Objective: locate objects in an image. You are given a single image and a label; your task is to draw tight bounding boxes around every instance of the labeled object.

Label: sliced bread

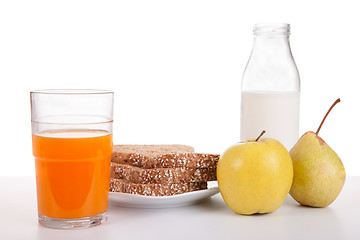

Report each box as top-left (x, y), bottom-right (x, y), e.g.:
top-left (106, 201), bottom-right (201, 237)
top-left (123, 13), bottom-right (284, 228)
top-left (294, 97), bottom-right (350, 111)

top-left (110, 162), bottom-right (217, 184)
top-left (109, 178), bottom-right (207, 196)
top-left (113, 144), bottom-right (195, 154)
top-left (112, 145), bottom-right (219, 169)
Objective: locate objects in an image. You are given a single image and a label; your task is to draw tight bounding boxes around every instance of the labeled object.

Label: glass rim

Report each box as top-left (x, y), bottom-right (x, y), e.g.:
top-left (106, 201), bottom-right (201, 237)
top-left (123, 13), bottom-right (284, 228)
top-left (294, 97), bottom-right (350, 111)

top-left (31, 120), bottom-right (114, 124)
top-left (30, 89), bottom-right (114, 95)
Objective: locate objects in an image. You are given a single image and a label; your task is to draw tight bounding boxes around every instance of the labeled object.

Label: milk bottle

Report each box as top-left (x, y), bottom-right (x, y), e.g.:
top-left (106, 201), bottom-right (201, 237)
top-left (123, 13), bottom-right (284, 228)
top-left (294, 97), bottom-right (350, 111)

top-left (241, 24), bottom-right (300, 150)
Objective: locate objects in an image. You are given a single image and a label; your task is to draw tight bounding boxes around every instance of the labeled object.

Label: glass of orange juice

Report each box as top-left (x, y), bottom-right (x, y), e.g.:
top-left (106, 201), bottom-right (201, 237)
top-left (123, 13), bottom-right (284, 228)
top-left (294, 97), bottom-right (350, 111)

top-left (30, 89), bottom-right (113, 229)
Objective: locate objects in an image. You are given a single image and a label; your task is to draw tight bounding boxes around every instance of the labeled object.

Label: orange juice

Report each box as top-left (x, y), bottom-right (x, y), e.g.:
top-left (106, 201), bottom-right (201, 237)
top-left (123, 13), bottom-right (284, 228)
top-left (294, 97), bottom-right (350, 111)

top-left (32, 129), bottom-right (112, 219)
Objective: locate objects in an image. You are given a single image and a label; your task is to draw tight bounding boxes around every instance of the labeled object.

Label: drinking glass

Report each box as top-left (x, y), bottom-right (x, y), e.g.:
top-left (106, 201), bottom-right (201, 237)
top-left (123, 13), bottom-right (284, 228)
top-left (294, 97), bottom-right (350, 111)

top-left (30, 89), bottom-right (113, 229)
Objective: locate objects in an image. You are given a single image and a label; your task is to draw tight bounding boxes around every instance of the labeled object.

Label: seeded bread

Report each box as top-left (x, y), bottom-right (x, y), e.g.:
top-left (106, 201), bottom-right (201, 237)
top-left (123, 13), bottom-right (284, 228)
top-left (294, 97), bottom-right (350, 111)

top-left (114, 144), bottom-right (195, 155)
top-left (109, 178), bottom-right (207, 196)
top-left (112, 145), bottom-right (219, 169)
top-left (110, 162), bottom-right (217, 184)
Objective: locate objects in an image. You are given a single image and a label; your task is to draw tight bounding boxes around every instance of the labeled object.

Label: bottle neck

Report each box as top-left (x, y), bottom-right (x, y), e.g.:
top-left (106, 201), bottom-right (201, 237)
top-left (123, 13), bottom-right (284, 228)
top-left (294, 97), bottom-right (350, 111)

top-left (242, 24), bottom-right (300, 92)
top-left (251, 35), bottom-right (292, 59)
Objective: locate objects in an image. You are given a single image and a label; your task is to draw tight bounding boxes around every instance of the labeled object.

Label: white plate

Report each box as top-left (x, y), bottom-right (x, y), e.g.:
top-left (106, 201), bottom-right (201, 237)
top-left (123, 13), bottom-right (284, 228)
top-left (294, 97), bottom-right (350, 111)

top-left (109, 182), bottom-right (219, 208)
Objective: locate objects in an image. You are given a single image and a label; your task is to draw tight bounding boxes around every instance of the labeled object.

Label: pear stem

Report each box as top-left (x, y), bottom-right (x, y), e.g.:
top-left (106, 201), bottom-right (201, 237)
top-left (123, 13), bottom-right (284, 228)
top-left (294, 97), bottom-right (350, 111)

top-left (255, 130), bottom-right (266, 142)
top-left (316, 98), bottom-right (341, 135)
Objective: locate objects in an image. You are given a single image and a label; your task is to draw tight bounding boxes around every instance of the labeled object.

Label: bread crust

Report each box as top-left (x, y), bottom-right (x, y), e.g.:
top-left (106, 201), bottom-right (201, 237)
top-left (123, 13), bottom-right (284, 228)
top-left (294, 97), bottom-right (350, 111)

top-left (111, 163), bottom-right (217, 184)
top-left (109, 178), bottom-right (207, 196)
top-left (113, 144), bottom-right (195, 155)
top-left (112, 151), bottom-right (219, 169)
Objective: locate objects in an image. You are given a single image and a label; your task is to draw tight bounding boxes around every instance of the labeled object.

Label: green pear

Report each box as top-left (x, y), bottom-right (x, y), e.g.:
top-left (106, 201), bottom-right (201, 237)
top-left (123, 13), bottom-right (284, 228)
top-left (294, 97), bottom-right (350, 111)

top-left (289, 99), bottom-right (346, 207)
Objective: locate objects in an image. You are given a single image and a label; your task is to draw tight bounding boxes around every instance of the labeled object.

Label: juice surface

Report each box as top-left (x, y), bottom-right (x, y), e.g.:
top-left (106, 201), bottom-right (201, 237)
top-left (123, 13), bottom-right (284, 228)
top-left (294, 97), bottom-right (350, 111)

top-left (32, 130), bottom-right (112, 219)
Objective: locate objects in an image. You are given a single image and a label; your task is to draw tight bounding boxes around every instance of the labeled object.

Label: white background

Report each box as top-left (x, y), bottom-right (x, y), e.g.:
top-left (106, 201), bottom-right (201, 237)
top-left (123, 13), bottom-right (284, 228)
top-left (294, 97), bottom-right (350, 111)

top-left (0, 0), bottom-right (358, 176)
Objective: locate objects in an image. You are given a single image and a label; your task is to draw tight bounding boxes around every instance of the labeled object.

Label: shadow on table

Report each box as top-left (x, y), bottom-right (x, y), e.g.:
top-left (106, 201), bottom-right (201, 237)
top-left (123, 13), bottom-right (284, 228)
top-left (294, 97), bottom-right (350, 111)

top-left (194, 193), bottom-right (233, 213)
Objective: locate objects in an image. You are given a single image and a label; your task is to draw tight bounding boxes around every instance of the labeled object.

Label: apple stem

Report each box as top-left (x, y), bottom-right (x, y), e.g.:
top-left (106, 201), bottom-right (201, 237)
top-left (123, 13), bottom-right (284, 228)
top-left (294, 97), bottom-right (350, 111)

top-left (255, 130), bottom-right (266, 142)
top-left (316, 98), bottom-right (341, 135)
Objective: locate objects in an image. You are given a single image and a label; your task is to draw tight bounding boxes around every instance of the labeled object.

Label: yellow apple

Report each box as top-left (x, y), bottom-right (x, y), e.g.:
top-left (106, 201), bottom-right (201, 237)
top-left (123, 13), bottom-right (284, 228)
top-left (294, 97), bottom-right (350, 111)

top-left (217, 137), bottom-right (293, 215)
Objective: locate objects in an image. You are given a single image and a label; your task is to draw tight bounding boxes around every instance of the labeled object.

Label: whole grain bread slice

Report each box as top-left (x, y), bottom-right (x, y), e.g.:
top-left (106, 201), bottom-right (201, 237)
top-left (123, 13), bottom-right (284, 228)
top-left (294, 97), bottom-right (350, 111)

top-left (110, 162), bottom-right (217, 184)
top-left (109, 178), bottom-right (207, 196)
top-left (112, 145), bottom-right (219, 169)
top-left (114, 144), bottom-right (195, 154)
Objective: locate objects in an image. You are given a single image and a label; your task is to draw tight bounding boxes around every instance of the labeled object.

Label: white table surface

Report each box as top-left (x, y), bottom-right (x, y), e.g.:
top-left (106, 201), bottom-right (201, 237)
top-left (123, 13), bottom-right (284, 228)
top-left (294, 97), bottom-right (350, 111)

top-left (0, 176), bottom-right (359, 240)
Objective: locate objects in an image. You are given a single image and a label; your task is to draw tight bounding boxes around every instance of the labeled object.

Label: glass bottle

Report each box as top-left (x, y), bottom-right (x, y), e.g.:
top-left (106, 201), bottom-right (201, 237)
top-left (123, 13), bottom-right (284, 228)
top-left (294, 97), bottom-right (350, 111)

top-left (241, 23), bottom-right (300, 150)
